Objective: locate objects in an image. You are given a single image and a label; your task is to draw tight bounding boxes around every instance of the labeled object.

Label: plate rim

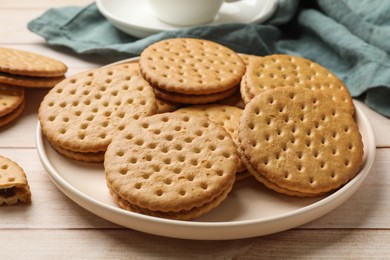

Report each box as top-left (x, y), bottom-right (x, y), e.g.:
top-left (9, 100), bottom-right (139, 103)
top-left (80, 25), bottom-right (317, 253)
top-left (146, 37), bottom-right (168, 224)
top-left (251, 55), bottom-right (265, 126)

top-left (96, 0), bottom-right (278, 37)
top-left (35, 61), bottom-right (376, 239)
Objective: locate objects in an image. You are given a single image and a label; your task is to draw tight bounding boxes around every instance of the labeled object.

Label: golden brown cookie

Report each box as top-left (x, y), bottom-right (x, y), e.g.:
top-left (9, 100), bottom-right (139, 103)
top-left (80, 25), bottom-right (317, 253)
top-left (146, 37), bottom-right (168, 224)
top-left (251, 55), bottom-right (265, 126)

top-left (0, 47), bottom-right (67, 77)
top-left (38, 63), bottom-right (156, 159)
top-left (139, 38), bottom-right (245, 95)
top-left (244, 54), bottom-right (354, 115)
top-left (0, 155), bottom-right (31, 205)
top-left (105, 113), bottom-right (238, 220)
top-left (238, 87), bottom-right (363, 196)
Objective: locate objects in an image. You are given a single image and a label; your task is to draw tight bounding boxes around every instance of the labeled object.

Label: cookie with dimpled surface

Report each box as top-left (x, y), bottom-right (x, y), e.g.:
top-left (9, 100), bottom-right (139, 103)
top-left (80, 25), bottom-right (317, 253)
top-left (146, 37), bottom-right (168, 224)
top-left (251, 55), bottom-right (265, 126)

top-left (139, 38), bottom-right (245, 95)
top-left (105, 112), bottom-right (238, 220)
top-left (38, 63), bottom-right (156, 159)
top-left (238, 86), bottom-right (363, 196)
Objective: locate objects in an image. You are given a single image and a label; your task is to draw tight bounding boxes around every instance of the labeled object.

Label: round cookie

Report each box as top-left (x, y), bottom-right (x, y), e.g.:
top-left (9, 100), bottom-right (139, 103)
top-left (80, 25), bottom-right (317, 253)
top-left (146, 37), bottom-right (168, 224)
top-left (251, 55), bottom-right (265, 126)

top-left (139, 38), bottom-right (246, 95)
top-left (238, 87), bottom-right (363, 196)
top-left (39, 64), bottom-right (157, 153)
top-left (0, 47), bottom-right (67, 77)
top-left (244, 54), bottom-right (354, 115)
top-left (105, 113), bottom-right (238, 220)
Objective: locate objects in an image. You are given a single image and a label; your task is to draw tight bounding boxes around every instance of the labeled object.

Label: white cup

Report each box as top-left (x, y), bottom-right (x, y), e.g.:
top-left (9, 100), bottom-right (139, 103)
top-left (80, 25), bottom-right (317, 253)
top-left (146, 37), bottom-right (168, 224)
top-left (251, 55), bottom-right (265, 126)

top-left (147, 0), bottom-right (233, 26)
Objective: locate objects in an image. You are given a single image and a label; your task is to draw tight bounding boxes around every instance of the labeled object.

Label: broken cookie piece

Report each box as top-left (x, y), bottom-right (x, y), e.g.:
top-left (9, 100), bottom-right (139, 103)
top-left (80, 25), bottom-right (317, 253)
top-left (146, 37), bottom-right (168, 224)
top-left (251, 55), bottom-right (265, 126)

top-left (0, 155), bottom-right (31, 205)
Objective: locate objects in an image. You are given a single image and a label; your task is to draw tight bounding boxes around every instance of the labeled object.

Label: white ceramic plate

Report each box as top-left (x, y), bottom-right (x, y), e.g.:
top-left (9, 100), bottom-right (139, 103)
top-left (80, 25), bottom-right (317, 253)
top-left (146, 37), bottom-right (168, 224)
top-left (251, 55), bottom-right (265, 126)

top-left (36, 66), bottom-right (375, 240)
top-left (96, 0), bottom-right (278, 38)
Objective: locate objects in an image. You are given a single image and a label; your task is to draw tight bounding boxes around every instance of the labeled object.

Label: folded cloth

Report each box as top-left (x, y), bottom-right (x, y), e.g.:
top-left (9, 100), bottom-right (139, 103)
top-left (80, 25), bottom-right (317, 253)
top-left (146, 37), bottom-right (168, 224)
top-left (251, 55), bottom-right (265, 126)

top-left (28, 0), bottom-right (390, 117)
top-left (27, 2), bottom-right (294, 57)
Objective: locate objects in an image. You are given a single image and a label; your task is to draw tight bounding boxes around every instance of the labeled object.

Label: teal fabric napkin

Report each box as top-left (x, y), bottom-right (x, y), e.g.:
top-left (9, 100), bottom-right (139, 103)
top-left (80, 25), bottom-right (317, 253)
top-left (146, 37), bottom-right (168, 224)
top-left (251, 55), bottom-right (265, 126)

top-left (28, 0), bottom-right (390, 117)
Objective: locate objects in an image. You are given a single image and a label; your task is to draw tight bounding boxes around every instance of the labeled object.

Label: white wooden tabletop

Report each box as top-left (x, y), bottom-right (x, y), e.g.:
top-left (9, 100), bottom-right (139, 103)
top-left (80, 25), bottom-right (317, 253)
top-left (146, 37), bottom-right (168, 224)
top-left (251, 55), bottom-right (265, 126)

top-left (1, 1), bottom-right (390, 258)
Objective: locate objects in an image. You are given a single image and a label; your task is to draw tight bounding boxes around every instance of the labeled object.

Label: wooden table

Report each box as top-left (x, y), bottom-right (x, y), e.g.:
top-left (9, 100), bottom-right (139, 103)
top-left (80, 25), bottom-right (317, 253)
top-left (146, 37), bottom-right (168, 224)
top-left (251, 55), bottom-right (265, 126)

top-left (1, 1), bottom-right (390, 258)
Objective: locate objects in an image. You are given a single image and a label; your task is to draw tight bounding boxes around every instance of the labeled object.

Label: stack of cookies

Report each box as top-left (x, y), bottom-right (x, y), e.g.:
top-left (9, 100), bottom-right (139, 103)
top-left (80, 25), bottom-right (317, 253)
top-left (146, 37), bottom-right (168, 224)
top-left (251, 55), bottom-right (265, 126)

top-left (38, 37), bottom-right (365, 220)
top-left (139, 38), bottom-right (246, 104)
top-left (0, 47), bottom-right (67, 89)
top-left (0, 47), bottom-right (68, 128)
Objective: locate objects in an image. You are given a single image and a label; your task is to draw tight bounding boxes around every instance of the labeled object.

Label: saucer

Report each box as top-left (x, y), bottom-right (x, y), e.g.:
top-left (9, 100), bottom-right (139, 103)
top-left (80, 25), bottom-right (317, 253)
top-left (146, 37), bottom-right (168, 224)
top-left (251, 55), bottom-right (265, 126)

top-left (96, 0), bottom-right (278, 38)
